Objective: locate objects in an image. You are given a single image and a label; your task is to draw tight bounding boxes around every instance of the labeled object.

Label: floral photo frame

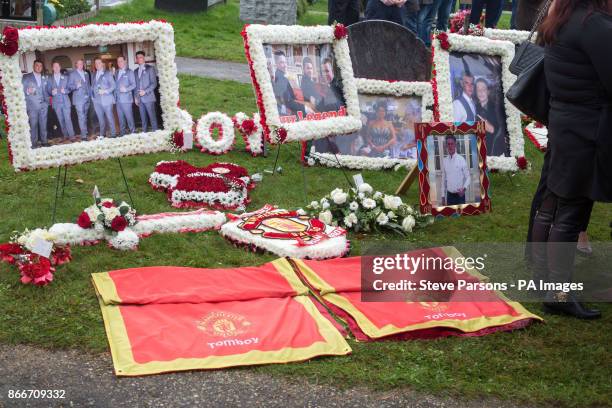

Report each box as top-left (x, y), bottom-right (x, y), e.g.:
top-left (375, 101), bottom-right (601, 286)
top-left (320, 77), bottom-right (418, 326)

top-left (306, 78), bottom-right (434, 170)
top-left (432, 33), bottom-right (524, 172)
top-left (241, 24), bottom-right (362, 144)
top-left (416, 121), bottom-right (491, 217)
top-left (0, 21), bottom-right (190, 171)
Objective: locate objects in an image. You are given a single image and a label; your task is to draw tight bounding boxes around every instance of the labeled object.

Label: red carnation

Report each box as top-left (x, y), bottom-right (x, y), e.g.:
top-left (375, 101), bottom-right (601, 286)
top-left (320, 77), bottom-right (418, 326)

top-left (101, 201), bottom-right (114, 208)
top-left (334, 23), bottom-right (348, 40)
top-left (276, 127), bottom-right (288, 143)
top-left (241, 119), bottom-right (256, 134)
top-left (516, 156), bottom-right (528, 170)
top-left (438, 32), bottom-right (450, 50)
top-left (0, 242), bottom-right (23, 264)
top-left (172, 130), bottom-right (184, 148)
top-left (110, 216), bottom-right (128, 232)
top-left (77, 211), bottom-right (92, 228)
top-left (1, 40), bottom-right (17, 56)
top-left (3, 26), bottom-right (18, 42)
top-left (51, 245), bottom-right (71, 266)
top-left (18, 256), bottom-right (54, 286)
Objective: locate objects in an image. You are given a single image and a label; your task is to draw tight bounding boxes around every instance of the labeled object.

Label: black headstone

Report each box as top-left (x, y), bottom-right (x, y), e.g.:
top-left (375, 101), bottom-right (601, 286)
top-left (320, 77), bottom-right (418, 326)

top-left (347, 20), bottom-right (431, 82)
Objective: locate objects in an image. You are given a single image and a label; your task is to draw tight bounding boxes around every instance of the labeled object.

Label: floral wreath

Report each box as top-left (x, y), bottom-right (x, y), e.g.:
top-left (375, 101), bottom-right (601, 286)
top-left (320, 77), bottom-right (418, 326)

top-left (233, 112), bottom-right (264, 156)
top-left (195, 112), bottom-right (235, 155)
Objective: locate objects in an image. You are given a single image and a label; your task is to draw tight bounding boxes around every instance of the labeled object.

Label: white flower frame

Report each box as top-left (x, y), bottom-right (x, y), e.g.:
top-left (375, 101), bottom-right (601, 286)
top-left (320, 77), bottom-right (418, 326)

top-left (483, 28), bottom-right (532, 45)
top-left (1, 21), bottom-right (187, 171)
top-left (308, 78), bottom-right (434, 170)
top-left (242, 24), bottom-right (362, 144)
top-left (433, 34), bottom-right (524, 172)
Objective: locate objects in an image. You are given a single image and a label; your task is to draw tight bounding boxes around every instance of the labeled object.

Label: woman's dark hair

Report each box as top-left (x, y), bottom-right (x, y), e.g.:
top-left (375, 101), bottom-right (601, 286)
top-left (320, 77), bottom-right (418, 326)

top-left (374, 101), bottom-right (387, 112)
top-left (539, 0), bottom-right (611, 44)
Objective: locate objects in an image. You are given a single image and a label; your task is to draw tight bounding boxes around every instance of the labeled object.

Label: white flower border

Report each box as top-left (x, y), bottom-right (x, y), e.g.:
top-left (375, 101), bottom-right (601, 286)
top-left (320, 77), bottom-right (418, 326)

top-left (170, 172), bottom-right (249, 211)
top-left (234, 112), bottom-right (264, 156)
top-left (483, 28), bottom-right (532, 45)
top-left (243, 24), bottom-right (362, 144)
top-left (195, 112), bottom-right (235, 155)
top-left (308, 78), bottom-right (434, 170)
top-left (0, 21), bottom-right (185, 171)
top-left (524, 122), bottom-right (548, 151)
top-left (433, 34), bottom-right (524, 172)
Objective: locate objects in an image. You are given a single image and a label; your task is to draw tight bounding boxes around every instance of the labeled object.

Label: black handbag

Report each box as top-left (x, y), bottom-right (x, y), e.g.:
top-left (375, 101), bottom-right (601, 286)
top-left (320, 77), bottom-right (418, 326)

top-left (506, 0), bottom-right (552, 125)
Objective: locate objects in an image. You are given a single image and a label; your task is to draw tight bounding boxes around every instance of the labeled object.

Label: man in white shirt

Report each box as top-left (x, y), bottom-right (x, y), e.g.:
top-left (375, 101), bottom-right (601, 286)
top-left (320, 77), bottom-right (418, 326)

top-left (442, 135), bottom-right (471, 205)
top-left (452, 72), bottom-right (476, 122)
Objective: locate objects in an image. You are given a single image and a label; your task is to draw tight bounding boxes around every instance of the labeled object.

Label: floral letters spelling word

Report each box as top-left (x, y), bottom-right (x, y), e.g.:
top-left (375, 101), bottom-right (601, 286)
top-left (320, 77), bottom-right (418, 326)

top-left (195, 112), bottom-right (236, 155)
top-left (149, 160), bottom-right (255, 210)
top-left (0, 21), bottom-right (189, 171)
top-left (0, 229), bottom-right (71, 286)
top-left (220, 204), bottom-right (350, 259)
top-left (303, 184), bottom-right (433, 236)
top-left (233, 112), bottom-right (264, 156)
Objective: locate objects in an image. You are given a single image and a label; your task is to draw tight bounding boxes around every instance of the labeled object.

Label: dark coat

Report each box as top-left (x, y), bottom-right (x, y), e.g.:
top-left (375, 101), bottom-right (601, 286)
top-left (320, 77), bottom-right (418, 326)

top-left (544, 7), bottom-right (612, 202)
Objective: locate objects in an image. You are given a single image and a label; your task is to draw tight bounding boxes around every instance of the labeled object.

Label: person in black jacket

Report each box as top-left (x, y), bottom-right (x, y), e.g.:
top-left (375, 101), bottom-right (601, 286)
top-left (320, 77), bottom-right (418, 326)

top-left (328, 0), bottom-right (360, 26)
top-left (530, 0), bottom-right (611, 319)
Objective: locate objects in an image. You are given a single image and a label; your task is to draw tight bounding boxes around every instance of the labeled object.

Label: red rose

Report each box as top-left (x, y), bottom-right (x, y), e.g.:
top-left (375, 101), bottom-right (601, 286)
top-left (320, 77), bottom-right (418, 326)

top-left (18, 256), bottom-right (54, 286)
top-left (516, 156), bottom-right (528, 170)
top-left (110, 216), bottom-right (128, 232)
top-left (334, 23), bottom-right (348, 40)
top-left (3, 27), bottom-right (18, 42)
top-left (101, 201), bottom-right (114, 208)
top-left (241, 119), bottom-right (256, 134)
top-left (51, 245), bottom-right (71, 266)
top-left (0, 242), bottom-right (23, 264)
top-left (277, 127), bottom-right (288, 143)
top-left (77, 211), bottom-right (92, 228)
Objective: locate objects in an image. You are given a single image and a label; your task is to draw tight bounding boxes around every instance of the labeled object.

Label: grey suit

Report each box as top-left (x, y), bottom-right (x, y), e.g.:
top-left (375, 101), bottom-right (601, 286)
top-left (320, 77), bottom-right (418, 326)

top-left (114, 68), bottom-right (136, 135)
top-left (91, 70), bottom-right (117, 138)
top-left (134, 64), bottom-right (158, 132)
top-left (68, 69), bottom-right (91, 140)
top-left (22, 72), bottom-right (49, 147)
top-left (47, 73), bottom-right (75, 139)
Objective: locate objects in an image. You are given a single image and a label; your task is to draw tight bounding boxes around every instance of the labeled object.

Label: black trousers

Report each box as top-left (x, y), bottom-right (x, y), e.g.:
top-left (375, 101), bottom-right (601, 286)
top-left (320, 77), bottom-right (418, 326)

top-left (469, 0), bottom-right (503, 27)
top-left (328, 0), bottom-right (360, 26)
top-left (447, 192), bottom-right (465, 205)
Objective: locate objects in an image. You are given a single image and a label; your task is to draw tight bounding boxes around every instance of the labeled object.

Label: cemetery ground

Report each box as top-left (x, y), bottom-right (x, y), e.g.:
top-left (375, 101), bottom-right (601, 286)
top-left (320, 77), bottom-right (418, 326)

top-left (0, 75), bottom-right (611, 408)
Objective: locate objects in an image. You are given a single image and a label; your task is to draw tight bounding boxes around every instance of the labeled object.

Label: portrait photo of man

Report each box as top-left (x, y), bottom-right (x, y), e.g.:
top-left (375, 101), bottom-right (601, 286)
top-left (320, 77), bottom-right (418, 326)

top-left (115, 55), bottom-right (137, 136)
top-left (271, 50), bottom-right (306, 117)
top-left (452, 72), bottom-right (477, 122)
top-left (68, 59), bottom-right (92, 141)
top-left (316, 57), bottom-right (344, 114)
top-left (47, 61), bottom-right (76, 142)
top-left (91, 57), bottom-right (117, 139)
top-left (22, 60), bottom-right (49, 148)
top-left (134, 50), bottom-right (159, 132)
top-left (442, 135), bottom-right (471, 206)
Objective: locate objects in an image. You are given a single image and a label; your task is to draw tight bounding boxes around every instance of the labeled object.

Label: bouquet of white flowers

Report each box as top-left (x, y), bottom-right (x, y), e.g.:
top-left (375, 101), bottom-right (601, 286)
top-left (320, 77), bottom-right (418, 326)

top-left (303, 184), bottom-right (433, 236)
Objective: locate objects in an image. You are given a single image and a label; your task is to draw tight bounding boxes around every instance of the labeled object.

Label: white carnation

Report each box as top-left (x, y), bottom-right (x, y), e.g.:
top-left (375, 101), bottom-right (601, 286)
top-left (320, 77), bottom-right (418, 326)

top-left (373, 191), bottom-right (383, 200)
top-left (349, 201), bottom-right (359, 211)
top-left (376, 212), bottom-right (389, 225)
top-left (310, 200), bottom-right (320, 209)
top-left (362, 198), bottom-right (376, 209)
top-left (318, 210), bottom-right (333, 225)
top-left (402, 215), bottom-right (416, 232)
top-left (343, 213), bottom-right (358, 228)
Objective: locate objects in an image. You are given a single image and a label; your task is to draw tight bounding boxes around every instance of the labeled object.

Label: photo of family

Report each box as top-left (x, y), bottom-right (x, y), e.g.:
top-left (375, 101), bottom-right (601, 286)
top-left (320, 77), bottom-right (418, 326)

top-left (449, 51), bottom-right (510, 158)
top-left (426, 134), bottom-right (482, 207)
top-left (19, 41), bottom-right (163, 148)
top-left (312, 94), bottom-right (423, 160)
top-left (263, 43), bottom-right (346, 124)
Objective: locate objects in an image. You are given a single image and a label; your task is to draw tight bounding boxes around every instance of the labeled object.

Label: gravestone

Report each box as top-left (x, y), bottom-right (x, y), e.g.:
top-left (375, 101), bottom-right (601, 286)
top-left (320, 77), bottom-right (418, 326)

top-left (240, 0), bottom-right (297, 25)
top-left (347, 20), bottom-right (431, 82)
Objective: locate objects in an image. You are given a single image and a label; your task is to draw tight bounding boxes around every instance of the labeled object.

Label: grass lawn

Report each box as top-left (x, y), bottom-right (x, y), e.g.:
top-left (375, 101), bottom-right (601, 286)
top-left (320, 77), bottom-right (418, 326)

top-left (0, 75), bottom-right (610, 407)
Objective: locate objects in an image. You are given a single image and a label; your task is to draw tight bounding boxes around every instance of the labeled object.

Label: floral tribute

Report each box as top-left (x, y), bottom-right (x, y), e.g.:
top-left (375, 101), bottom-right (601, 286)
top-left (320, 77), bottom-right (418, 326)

top-left (149, 160), bottom-right (255, 210)
top-left (0, 228), bottom-right (71, 286)
top-left (448, 11), bottom-right (484, 35)
top-left (220, 204), bottom-right (350, 259)
top-left (523, 121), bottom-right (548, 152)
top-left (303, 184), bottom-right (432, 236)
top-left (76, 197), bottom-right (139, 250)
top-left (0, 26), bottom-right (19, 56)
top-left (195, 112), bottom-right (235, 155)
top-left (233, 112), bottom-right (264, 156)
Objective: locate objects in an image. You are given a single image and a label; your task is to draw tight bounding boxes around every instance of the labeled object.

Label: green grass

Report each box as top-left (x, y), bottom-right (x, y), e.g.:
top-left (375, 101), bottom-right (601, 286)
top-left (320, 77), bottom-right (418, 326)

top-left (86, 0), bottom-right (328, 63)
top-left (1, 83), bottom-right (611, 406)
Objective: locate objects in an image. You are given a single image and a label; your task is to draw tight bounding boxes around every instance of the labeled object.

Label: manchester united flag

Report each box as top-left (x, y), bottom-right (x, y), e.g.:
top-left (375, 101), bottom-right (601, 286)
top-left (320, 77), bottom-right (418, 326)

top-left (290, 247), bottom-right (542, 341)
top-left (92, 259), bottom-right (351, 376)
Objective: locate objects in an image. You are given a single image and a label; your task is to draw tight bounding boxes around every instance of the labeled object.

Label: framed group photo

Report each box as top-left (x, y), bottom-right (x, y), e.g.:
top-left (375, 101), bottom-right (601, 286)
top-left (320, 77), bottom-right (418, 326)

top-left (306, 79), bottom-right (434, 170)
top-left (1, 21), bottom-right (189, 171)
top-left (416, 121), bottom-right (491, 217)
top-left (432, 34), bottom-right (523, 172)
top-left (242, 24), bottom-right (362, 144)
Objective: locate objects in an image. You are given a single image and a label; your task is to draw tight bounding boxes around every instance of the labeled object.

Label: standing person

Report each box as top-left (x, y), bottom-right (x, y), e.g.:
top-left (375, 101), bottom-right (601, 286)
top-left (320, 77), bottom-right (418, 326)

top-left (365, 0), bottom-right (406, 26)
top-left (442, 135), bottom-right (470, 205)
top-left (47, 62), bottom-right (75, 142)
top-left (114, 55), bottom-right (136, 136)
top-left (91, 57), bottom-right (117, 139)
top-left (328, 0), bottom-right (360, 26)
top-left (417, 0), bottom-right (442, 46)
top-left (452, 72), bottom-right (477, 122)
top-left (436, 0), bottom-right (454, 31)
top-left (68, 59), bottom-right (91, 141)
top-left (515, 0), bottom-right (546, 29)
top-left (469, 0), bottom-right (504, 27)
top-left (134, 50), bottom-right (159, 132)
top-left (529, 0), bottom-right (611, 319)
top-left (22, 60), bottom-right (49, 148)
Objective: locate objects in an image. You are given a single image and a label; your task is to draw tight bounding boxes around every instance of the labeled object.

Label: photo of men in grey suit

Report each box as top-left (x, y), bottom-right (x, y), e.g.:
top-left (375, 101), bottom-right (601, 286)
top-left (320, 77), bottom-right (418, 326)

top-left (22, 60), bottom-right (49, 148)
top-left (47, 61), bottom-right (76, 142)
top-left (114, 55), bottom-right (136, 136)
top-left (91, 57), bottom-right (117, 139)
top-left (68, 59), bottom-right (91, 141)
top-left (134, 50), bottom-right (159, 132)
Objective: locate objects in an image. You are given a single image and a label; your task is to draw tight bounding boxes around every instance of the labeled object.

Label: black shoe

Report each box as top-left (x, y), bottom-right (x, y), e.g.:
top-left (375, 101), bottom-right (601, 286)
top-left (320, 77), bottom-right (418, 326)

top-left (543, 292), bottom-right (601, 319)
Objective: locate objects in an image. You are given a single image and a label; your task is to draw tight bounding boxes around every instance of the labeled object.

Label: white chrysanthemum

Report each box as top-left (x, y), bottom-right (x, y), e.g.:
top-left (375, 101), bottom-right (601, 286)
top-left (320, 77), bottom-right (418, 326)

top-left (373, 191), bottom-right (383, 200)
top-left (349, 201), bottom-right (359, 211)
top-left (310, 200), bottom-right (320, 209)
top-left (318, 210), bottom-right (333, 225)
top-left (402, 215), bottom-right (416, 232)
top-left (376, 212), bottom-right (389, 225)
top-left (383, 195), bottom-right (403, 211)
top-left (344, 213), bottom-right (358, 228)
top-left (362, 198), bottom-right (376, 209)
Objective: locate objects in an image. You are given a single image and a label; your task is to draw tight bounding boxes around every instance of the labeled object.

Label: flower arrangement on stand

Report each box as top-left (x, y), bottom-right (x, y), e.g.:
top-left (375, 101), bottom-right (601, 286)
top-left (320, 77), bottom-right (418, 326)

top-left (77, 198), bottom-right (139, 251)
top-left (0, 228), bottom-right (71, 286)
top-left (303, 184), bottom-right (433, 235)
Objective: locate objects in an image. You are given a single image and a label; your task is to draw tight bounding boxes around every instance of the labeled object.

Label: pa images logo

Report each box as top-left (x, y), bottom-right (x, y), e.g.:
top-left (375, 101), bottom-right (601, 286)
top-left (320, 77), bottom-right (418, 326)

top-left (197, 311), bottom-right (252, 338)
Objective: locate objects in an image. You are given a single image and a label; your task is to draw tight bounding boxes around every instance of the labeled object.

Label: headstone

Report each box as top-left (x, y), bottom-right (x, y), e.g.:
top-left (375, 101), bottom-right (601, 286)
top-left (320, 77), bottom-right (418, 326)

top-left (240, 0), bottom-right (297, 25)
top-left (347, 20), bottom-right (431, 82)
